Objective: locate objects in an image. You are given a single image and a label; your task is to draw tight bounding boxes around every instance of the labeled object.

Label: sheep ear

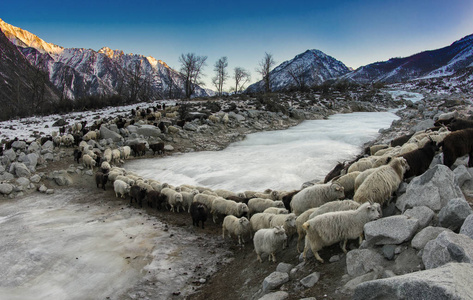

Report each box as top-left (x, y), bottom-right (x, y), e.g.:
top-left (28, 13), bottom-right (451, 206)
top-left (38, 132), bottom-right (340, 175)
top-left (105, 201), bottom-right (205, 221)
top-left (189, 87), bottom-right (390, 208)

top-left (386, 156), bottom-right (392, 163)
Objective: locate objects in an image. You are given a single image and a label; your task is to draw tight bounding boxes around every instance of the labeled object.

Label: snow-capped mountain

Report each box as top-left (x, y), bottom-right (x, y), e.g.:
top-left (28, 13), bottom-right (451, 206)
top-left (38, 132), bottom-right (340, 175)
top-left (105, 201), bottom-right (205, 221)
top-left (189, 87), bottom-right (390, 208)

top-left (246, 49), bottom-right (351, 92)
top-left (0, 18), bottom-right (211, 101)
top-left (344, 34), bottom-right (473, 84)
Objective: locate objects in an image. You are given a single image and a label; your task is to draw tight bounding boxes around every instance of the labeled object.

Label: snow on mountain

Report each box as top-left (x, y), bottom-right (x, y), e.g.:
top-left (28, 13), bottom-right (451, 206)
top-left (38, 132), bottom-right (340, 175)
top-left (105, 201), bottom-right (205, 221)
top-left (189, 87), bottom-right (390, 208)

top-left (246, 49), bottom-right (351, 92)
top-left (0, 19), bottom-right (211, 101)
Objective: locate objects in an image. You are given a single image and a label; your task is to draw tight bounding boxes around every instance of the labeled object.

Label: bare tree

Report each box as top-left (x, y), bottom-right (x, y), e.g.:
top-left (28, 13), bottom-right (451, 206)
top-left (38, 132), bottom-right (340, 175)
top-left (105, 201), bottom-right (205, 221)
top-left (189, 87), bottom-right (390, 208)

top-left (179, 53), bottom-right (207, 99)
top-left (212, 56), bottom-right (229, 96)
top-left (161, 65), bottom-right (180, 99)
top-left (287, 63), bottom-right (307, 91)
top-left (126, 61), bottom-right (143, 103)
top-left (232, 67), bottom-right (251, 94)
top-left (256, 52), bottom-right (275, 93)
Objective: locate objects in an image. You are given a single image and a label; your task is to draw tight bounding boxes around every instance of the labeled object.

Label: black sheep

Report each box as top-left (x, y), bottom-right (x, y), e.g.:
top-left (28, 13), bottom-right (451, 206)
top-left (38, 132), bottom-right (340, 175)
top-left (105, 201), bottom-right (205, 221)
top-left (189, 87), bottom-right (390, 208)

top-left (401, 139), bottom-right (438, 178)
top-left (282, 190), bottom-right (300, 212)
top-left (439, 128), bottom-right (473, 168)
top-left (73, 149), bottom-right (82, 163)
top-left (149, 142), bottom-right (164, 155)
top-left (190, 202), bottom-right (208, 229)
top-left (176, 120), bottom-right (186, 128)
top-left (95, 171), bottom-right (108, 190)
top-left (226, 195), bottom-right (250, 205)
top-left (147, 190), bottom-right (162, 209)
top-left (130, 185), bottom-right (147, 207)
top-left (324, 162), bottom-right (346, 183)
top-left (447, 118), bottom-right (473, 132)
top-left (390, 133), bottom-right (415, 147)
top-left (130, 143), bottom-right (147, 157)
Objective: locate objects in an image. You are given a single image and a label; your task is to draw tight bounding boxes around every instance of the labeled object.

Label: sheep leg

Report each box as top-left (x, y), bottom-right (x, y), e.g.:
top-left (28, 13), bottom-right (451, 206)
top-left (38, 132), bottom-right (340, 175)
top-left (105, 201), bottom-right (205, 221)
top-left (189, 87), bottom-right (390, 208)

top-left (238, 235), bottom-right (242, 245)
top-left (359, 234), bottom-right (363, 246)
top-left (222, 227), bottom-right (226, 239)
top-left (341, 239), bottom-right (348, 253)
top-left (256, 252), bottom-right (262, 263)
top-left (271, 253), bottom-right (276, 263)
top-left (469, 152), bottom-right (473, 168)
top-left (314, 251), bottom-right (324, 264)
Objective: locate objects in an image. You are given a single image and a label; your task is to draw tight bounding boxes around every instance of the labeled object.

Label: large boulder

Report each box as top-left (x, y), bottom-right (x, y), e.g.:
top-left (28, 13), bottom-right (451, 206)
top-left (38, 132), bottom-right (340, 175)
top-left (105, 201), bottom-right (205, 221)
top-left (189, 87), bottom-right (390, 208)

top-left (136, 125), bottom-right (161, 137)
top-left (364, 216), bottom-right (419, 246)
top-left (453, 165), bottom-right (472, 187)
top-left (27, 142), bottom-right (40, 153)
top-left (438, 198), bottom-right (473, 231)
top-left (9, 162), bottom-right (31, 178)
top-left (422, 231), bottom-right (473, 269)
top-left (396, 165), bottom-right (464, 212)
top-left (352, 263), bottom-right (473, 300)
top-left (460, 214), bottom-right (473, 239)
top-left (3, 149), bottom-right (16, 162)
top-left (11, 140), bottom-right (27, 150)
top-left (0, 183), bottom-right (14, 195)
top-left (19, 153), bottom-right (39, 172)
top-left (100, 126), bottom-right (123, 142)
top-left (262, 271), bottom-right (289, 292)
top-left (411, 226), bottom-right (453, 250)
top-left (346, 249), bottom-right (387, 277)
top-left (403, 206), bottom-right (434, 230)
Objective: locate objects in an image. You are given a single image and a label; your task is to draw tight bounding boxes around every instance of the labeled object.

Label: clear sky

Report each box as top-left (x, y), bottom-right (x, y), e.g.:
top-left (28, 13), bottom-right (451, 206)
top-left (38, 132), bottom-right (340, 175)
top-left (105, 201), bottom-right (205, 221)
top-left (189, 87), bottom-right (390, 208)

top-left (2, 0), bottom-right (473, 90)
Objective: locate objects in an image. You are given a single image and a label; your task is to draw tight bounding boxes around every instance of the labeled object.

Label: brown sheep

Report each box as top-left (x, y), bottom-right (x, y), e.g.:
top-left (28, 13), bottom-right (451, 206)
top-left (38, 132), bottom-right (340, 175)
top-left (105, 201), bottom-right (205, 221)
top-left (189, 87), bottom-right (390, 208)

top-left (439, 128), bottom-right (473, 168)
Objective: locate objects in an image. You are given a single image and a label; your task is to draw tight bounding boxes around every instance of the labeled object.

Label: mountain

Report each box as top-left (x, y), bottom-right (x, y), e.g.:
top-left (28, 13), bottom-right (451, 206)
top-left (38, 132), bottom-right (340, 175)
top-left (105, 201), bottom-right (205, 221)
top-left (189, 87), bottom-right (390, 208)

top-left (344, 34), bottom-right (473, 84)
top-left (0, 18), bottom-right (211, 101)
top-left (0, 28), bottom-right (60, 120)
top-left (246, 49), bottom-right (351, 92)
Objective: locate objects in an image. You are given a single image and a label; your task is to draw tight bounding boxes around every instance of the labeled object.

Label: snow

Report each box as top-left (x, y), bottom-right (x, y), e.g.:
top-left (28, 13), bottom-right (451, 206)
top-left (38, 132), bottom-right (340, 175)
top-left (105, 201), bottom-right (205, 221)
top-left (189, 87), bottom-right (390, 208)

top-left (125, 111), bottom-right (399, 192)
top-left (385, 90), bottom-right (424, 103)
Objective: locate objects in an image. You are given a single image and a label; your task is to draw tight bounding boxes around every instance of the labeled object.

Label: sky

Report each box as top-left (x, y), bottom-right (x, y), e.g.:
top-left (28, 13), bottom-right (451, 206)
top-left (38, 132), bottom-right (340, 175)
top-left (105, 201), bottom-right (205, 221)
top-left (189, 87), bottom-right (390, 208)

top-left (2, 0), bottom-right (473, 90)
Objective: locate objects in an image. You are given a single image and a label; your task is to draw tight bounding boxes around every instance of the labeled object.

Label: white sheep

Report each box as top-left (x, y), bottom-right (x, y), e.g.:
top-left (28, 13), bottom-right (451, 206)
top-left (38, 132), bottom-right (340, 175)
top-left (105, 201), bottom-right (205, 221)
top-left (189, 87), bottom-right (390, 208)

top-left (113, 179), bottom-right (130, 198)
top-left (333, 171), bottom-right (360, 198)
top-left (248, 198), bottom-right (285, 216)
top-left (115, 175), bottom-right (135, 187)
top-left (302, 202), bottom-right (381, 263)
top-left (83, 130), bottom-right (97, 141)
top-left (210, 198), bottom-right (249, 223)
top-left (347, 157), bottom-right (377, 173)
top-left (222, 113), bottom-right (229, 125)
top-left (290, 182), bottom-right (345, 216)
top-left (100, 161), bottom-right (111, 173)
top-left (181, 190), bottom-right (199, 212)
top-left (103, 148), bottom-right (112, 162)
top-left (120, 146), bottom-right (131, 160)
top-left (82, 154), bottom-right (96, 169)
top-left (150, 181), bottom-right (168, 193)
top-left (369, 144), bottom-right (389, 155)
top-left (269, 213), bottom-right (297, 248)
top-left (161, 187), bottom-right (184, 212)
top-left (71, 122), bottom-right (82, 133)
top-left (253, 191), bottom-right (279, 200)
top-left (202, 190), bottom-right (219, 196)
top-left (295, 208), bottom-right (318, 252)
top-left (61, 134), bottom-right (74, 147)
top-left (250, 213), bottom-right (275, 232)
top-left (222, 216), bottom-right (251, 245)
top-left (214, 189), bottom-right (246, 199)
top-left (353, 157), bottom-right (409, 205)
top-left (263, 207), bottom-right (289, 214)
top-left (354, 167), bottom-right (378, 192)
top-left (167, 125), bottom-right (180, 134)
top-left (112, 149), bottom-right (121, 164)
top-left (79, 141), bottom-right (89, 152)
top-left (253, 226), bottom-right (287, 263)
top-left (209, 115), bottom-right (220, 123)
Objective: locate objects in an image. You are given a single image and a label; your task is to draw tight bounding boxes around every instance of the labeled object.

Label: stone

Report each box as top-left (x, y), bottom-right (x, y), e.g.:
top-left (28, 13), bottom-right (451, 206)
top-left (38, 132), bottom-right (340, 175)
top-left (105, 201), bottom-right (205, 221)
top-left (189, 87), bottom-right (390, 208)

top-left (27, 142), bottom-right (40, 153)
top-left (438, 198), bottom-right (472, 231)
top-left (0, 172), bottom-right (15, 181)
top-left (108, 124), bottom-right (119, 133)
top-left (0, 183), bottom-right (14, 195)
top-left (411, 226), bottom-right (453, 250)
top-left (352, 263), bottom-right (473, 300)
top-left (11, 140), bottom-right (27, 149)
top-left (381, 245), bottom-right (396, 260)
top-left (52, 118), bottom-right (67, 127)
top-left (229, 112), bottom-right (246, 122)
top-left (16, 177), bottom-right (30, 187)
top-left (454, 165), bottom-right (472, 187)
top-left (460, 214), bottom-right (473, 239)
top-left (52, 171), bottom-right (73, 186)
top-left (276, 263), bottom-right (293, 274)
top-left (396, 165), bottom-right (464, 212)
top-left (262, 272), bottom-right (289, 292)
top-left (364, 215), bottom-right (419, 246)
top-left (100, 126), bottom-right (123, 142)
top-left (346, 249), bottom-right (386, 277)
top-left (136, 125), bottom-right (161, 137)
top-left (41, 140), bottom-right (54, 151)
top-left (412, 119), bottom-right (434, 132)
top-left (85, 170), bottom-right (94, 176)
top-left (38, 184), bottom-right (48, 193)
top-left (342, 271), bottom-right (381, 293)
top-left (3, 149), bottom-right (16, 161)
top-left (164, 145), bottom-right (174, 151)
top-left (43, 153), bottom-right (54, 161)
top-left (300, 272), bottom-right (320, 288)
top-left (329, 255), bottom-right (341, 263)
top-left (19, 153), bottom-right (39, 172)
top-left (0, 165), bottom-right (4, 173)
top-left (46, 189), bottom-right (55, 194)
top-left (9, 162), bottom-right (31, 178)
top-left (393, 248), bottom-right (423, 275)
top-left (257, 291), bottom-right (289, 300)
top-left (423, 231), bottom-right (473, 269)
top-left (183, 122), bottom-right (198, 131)
top-left (403, 206), bottom-right (434, 229)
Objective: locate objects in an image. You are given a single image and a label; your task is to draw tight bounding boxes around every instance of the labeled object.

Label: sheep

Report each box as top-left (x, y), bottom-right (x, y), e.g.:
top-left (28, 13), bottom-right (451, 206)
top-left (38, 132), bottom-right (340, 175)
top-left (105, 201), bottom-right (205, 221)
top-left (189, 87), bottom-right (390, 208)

top-left (208, 115), bottom-right (220, 123)
top-left (214, 189), bottom-right (246, 199)
top-left (150, 181), bottom-right (168, 193)
top-left (115, 175), bottom-right (135, 187)
top-left (354, 167), bottom-right (378, 192)
top-left (269, 213), bottom-right (297, 248)
top-left (103, 148), bottom-right (112, 162)
top-left (83, 130), bottom-right (97, 141)
top-left (290, 182), bottom-right (345, 216)
top-left (253, 191), bottom-right (279, 200)
top-left (324, 161), bottom-right (346, 183)
top-left (61, 134), bottom-right (74, 147)
top-left (222, 113), bottom-right (229, 125)
top-left (181, 190), bottom-right (199, 212)
top-left (82, 154), bottom-right (96, 169)
top-left (130, 143), bottom-right (147, 157)
top-left (202, 190), bottom-right (219, 196)
top-left (401, 139), bottom-right (438, 178)
top-left (113, 180), bottom-right (130, 198)
top-left (73, 149), bottom-right (82, 163)
top-left (347, 157), bottom-right (377, 173)
top-left (79, 141), bottom-right (89, 152)
top-left (210, 198), bottom-right (249, 223)
top-left (390, 133), bottom-right (415, 147)
top-left (248, 198), bottom-right (285, 216)
top-left (100, 161), bottom-right (111, 174)
top-left (295, 208), bottom-right (318, 252)
top-left (353, 157), bottom-right (409, 205)
top-left (222, 216), bottom-right (251, 245)
top-left (332, 171), bottom-right (360, 199)
top-left (282, 190), bottom-right (299, 212)
top-left (250, 213), bottom-right (275, 232)
top-left (120, 146), bottom-right (131, 159)
top-left (149, 142), bottom-right (164, 155)
top-left (147, 190), bottom-right (162, 209)
top-left (129, 185), bottom-right (147, 207)
top-left (167, 125), bottom-right (180, 134)
top-left (190, 202), bottom-right (209, 229)
top-left (95, 171), bottom-right (108, 190)
top-left (253, 226), bottom-right (287, 263)
top-left (166, 112), bottom-right (177, 118)
top-left (369, 144), bottom-right (389, 155)
top-left (438, 128), bottom-right (473, 168)
top-left (263, 207), bottom-right (289, 214)
top-left (111, 149), bottom-right (121, 164)
top-left (161, 187), bottom-right (183, 212)
top-left (447, 118), bottom-right (473, 131)
top-left (107, 170), bottom-right (124, 182)
top-left (302, 202), bottom-right (381, 263)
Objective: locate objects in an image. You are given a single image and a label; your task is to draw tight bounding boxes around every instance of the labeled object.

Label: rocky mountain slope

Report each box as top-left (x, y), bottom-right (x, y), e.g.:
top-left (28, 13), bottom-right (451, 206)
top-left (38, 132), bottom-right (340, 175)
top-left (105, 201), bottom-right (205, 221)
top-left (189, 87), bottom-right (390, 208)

top-left (246, 49), bottom-right (351, 92)
top-left (0, 18), bottom-right (211, 101)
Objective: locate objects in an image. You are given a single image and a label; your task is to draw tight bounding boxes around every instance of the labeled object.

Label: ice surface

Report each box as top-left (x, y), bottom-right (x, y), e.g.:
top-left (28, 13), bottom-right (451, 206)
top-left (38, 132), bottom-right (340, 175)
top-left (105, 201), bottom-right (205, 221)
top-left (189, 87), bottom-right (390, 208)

top-left (385, 90), bottom-right (424, 103)
top-left (125, 111), bottom-right (399, 192)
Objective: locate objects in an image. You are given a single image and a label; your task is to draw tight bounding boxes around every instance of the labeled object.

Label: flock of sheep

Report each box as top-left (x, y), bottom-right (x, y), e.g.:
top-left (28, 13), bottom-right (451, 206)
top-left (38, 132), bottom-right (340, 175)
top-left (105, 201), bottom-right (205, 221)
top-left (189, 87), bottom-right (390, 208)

top-left (64, 109), bottom-right (473, 264)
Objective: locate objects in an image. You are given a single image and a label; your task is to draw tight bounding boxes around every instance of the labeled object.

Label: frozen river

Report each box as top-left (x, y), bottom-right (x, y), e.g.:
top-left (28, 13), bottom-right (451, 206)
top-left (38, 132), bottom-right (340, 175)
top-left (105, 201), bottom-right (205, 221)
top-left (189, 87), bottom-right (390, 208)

top-left (125, 111), bottom-right (400, 192)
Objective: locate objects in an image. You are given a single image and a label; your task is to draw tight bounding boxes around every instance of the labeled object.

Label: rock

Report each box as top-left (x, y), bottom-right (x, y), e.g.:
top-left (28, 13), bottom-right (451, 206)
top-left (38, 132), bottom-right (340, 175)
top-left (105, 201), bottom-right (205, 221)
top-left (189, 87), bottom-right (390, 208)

top-left (381, 245), bottom-right (396, 260)
top-left (183, 122), bottom-right (198, 131)
top-left (276, 263), bottom-right (293, 274)
top-left (394, 248), bottom-right (423, 275)
top-left (346, 249), bottom-right (386, 277)
top-left (16, 177), bottom-right (30, 187)
top-left (412, 226), bottom-right (453, 250)
top-left (136, 125), bottom-right (161, 137)
top-left (27, 142), bottom-right (40, 153)
top-left (423, 231), bottom-right (473, 269)
top-left (364, 215), bottom-right (419, 246)
top-left (30, 174), bottom-right (41, 183)
top-left (42, 140), bottom-right (54, 151)
top-left (85, 170), bottom-right (94, 176)
top-left (0, 165), bottom-right (4, 173)
top-left (100, 126), bottom-right (123, 142)
top-left (300, 272), bottom-right (320, 288)
top-left (403, 206), bottom-right (435, 229)
top-left (52, 118), bottom-right (67, 127)
top-left (38, 184), bottom-right (48, 193)
top-left (11, 140), bottom-right (27, 150)
top-left (257, 291), bottom-right (289, 300)
top-left (51, 171), bottom-right (73, 186)
top-left (352, 263), bottom-right (473, 300)
top-left (262, 272), bottom-right (289, 292)
top-left (19, 153), bottom-right (39, 172)
top-left (46, 189), bottom-right (55, 194)
top-left (454, 165), bottom-right (472, 187)
top-left (3, 149), bottom-right (16, 162)
top-left (0, 172), bottom-right (14, 181)
top-left (9, 162), bottom-right (31, 178)
top-left (396, 165), bottom-right (464, 212)
top-left (164, 145), bottom-right (174, 151)
top-left (460, 214), bottom-right (473, 239)
top-left (229, 112), bottom-right (246, 122)
top-left (438, 198), bottom-right (472, 231)
top-left (342, 271), bottom-right (381, 293)
top-left (0, 183), bottom-right (14, 195)
top-left (43, 153), bottom-right (54, 161)
top-left (329, 255), bottom-right (341, 263)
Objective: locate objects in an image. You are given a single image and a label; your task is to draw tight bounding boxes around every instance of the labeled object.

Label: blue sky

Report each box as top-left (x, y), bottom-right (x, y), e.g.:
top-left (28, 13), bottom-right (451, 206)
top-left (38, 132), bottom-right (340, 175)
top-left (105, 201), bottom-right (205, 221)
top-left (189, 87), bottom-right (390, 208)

top-left (2, 0), bottom-right (473, 90)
